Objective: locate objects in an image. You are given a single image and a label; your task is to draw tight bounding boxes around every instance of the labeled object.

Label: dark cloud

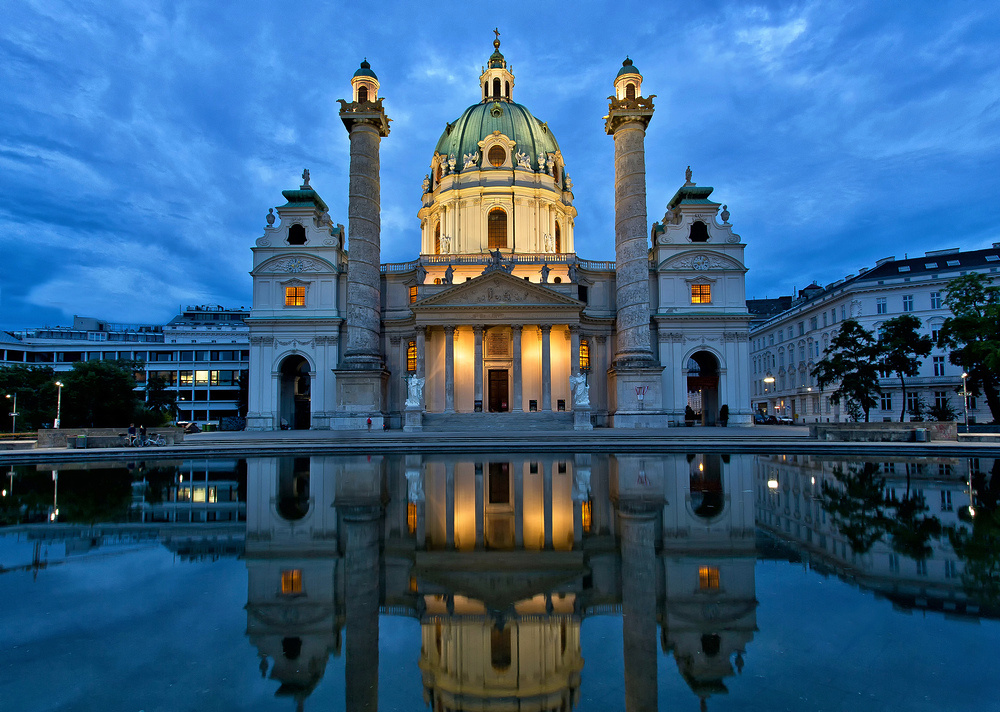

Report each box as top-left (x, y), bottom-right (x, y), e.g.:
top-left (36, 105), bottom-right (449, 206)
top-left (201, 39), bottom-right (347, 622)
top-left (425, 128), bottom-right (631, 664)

top-left (3, 0), bottom-right (999, 329)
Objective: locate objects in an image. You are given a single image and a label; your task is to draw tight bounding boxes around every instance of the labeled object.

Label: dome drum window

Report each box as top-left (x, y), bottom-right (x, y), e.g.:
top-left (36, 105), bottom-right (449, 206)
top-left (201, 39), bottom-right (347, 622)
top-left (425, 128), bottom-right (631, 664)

top-left (488, 146), bottom-right (506, 167)
top-left (488, 208), bottom-right (508, 249)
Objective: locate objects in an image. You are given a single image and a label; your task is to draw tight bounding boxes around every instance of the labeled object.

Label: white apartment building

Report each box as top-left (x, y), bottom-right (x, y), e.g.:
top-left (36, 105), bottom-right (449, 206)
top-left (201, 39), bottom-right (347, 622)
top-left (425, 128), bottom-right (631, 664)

top-left (750, 245), bottom-right (1000, 423)
top-left (0, 305), bottom-right (249, 426)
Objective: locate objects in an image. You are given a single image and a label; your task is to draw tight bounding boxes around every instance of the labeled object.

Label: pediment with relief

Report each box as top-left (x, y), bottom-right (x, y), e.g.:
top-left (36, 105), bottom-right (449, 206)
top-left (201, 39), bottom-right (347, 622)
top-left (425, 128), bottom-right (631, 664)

top-left (658, 252), bottom-right (746, 272)
top-left (413, 271), bottom-right (583, 311)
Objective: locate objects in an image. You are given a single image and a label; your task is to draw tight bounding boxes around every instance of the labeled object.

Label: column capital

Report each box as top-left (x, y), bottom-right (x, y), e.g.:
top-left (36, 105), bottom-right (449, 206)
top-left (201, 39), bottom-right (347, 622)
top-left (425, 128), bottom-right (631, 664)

top-left (472, 325), bottom-right (484, 335)
top-left (511, 324), bottom-right (523, 333)
top-left (443, 325), bottom-right (456, 336)
top-left (569, 324), bottom-right (580, 335)
top-left (415, 325), bottom-right (427, 335)
top-left (540, 324), bottom-right (552, 334)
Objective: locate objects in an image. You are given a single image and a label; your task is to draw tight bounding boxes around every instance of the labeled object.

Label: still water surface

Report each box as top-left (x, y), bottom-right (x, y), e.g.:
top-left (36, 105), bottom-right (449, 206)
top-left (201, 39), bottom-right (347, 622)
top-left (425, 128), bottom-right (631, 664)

top-left (1, 452), bottom-right (997, 711)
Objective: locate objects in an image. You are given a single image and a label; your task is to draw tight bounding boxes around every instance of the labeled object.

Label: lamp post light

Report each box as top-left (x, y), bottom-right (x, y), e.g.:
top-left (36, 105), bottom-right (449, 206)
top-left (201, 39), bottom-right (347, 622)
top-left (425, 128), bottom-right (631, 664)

top-left (764, 373), bottom-right (775, 418)
top-left (4, 393), bottom-right (16, 434)
top-left (961, 372), bottom-right (970, 433)
top-left (54, 381), bottom-right (63, 429)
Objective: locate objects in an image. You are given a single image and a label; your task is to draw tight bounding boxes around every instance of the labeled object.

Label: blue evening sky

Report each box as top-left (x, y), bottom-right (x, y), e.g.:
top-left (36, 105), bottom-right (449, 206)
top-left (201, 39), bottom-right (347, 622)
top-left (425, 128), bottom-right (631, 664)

top-left (2, 0), bottom-right (998, 330)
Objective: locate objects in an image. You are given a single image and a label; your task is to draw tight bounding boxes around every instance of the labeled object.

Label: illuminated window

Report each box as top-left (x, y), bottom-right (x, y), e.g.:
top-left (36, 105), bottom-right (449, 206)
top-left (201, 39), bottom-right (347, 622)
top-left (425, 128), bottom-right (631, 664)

top-left (285, 286), bottom-right (305, 307)
top-left (434, 222), bottom-right (441, 254)
top-left (357, 85), bottom-right (368, 103)
top-left (281, 569), bottom-right (302, 595)
top-left (555, 222), bottom-right (561, 253)
top-left (194, 370), bottom-right (209, 385)
top-left (193, 487), bottom-right (206, 503)
top-left (179, 371), bottom-right (193, 386)
top-left (407, 501), bottom-right (417, 535)
top-left (626, 83), bottom-right (636, 100)
top-left (579, 338), bottom-right (591, 373)
top-left (488, 208), bottom-right (507, 248)
top-left (409, 286), bottom-right (418, 304)
top-left (699, 565), bottom-right (720, 590)
top-left (691, 284), bottom-right (711, 304)
top-left (408, 575), bottom-right (418, 593)
top-left (581, 499), bottom-right (592, 533)
top-left (488, 145), bottom-right (506, 167)
top-left (406, 341), bottom-right (417, 373)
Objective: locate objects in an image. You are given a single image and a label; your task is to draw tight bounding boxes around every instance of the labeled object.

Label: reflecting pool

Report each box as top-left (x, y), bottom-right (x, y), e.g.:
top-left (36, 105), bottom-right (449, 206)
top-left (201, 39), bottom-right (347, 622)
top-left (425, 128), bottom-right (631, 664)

top-left (1, 453), bottom-right (998, 711)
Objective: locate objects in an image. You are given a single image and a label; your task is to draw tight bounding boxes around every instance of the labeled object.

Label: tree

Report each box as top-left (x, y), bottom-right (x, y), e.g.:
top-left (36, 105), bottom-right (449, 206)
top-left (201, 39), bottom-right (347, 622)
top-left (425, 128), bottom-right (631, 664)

top-left (928, 399), bottom-right (958, 422)
top-left (811, 320), bottom-right (882, 422)
top-left (879, 314), bottom-right (933, 422)
top-left (61, 360), bottom-right (140, 428)
top-left (939, 273), bottom-right (1000, 423)
top-left (145, 375), bottom-right (178, 422)
top-left (0, 365), bottom-right (58, 432)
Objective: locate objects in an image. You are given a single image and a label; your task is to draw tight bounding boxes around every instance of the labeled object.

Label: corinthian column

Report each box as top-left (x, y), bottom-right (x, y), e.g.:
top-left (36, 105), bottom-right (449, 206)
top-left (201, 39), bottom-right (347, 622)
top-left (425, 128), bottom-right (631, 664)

top-left (617, 501), bottom-right (659, 712)
top-left (342, 504), bottom-right (382, 712)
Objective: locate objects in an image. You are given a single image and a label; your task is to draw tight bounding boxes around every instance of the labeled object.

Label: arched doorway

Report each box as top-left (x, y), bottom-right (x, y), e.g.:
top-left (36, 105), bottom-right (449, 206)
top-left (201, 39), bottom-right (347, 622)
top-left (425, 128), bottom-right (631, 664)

top-left (277, 457), bottom-right (310, 520)
top-left (279, 355), bottom-right (311, 430)
top-left (687, 351), bottom-right (720, 426)
top-left (689, 453), bottom-right (725, 519)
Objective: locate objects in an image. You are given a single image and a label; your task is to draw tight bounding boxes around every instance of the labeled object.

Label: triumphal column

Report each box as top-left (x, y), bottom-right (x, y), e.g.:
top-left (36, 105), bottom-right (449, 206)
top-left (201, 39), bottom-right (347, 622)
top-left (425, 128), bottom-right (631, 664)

top-left (605, 58), bottom-right (667, 427)
top-left (333, 60), bottom-right (392, 429)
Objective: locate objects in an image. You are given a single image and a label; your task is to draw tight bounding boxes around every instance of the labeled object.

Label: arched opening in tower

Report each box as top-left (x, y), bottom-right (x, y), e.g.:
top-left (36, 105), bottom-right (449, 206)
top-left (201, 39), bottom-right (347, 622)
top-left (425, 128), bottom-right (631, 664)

top-left (279, 355), bottom-right (311, 430)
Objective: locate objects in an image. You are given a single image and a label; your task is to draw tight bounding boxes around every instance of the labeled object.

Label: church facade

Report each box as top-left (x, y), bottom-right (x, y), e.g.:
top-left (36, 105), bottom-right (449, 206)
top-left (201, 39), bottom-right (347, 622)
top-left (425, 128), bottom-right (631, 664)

top-left (245, 39), bottom-right (752, 431)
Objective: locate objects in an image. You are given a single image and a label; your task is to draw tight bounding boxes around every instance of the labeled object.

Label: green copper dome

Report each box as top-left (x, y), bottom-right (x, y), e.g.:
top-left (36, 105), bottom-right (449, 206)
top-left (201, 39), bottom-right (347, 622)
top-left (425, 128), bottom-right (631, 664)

top-left (353, 59), bottom-right (377, 80)
top-left (434, 101), bottom-right (561, 171)
top-left (616, 57), bottom-right (640, 78)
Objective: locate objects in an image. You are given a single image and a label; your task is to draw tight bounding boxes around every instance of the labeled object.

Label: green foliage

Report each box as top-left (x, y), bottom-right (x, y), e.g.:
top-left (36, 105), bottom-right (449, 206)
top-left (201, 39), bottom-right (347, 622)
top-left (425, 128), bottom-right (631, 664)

top-left (939, 273), bottom-right (1000, 422)
top-left (928, 399), bottom-right (957, 422)
top-left (947, 460), bottom-right (1000, 606)
top-left (236, 370), bottom-right (249, 418)
top-left (907, 395), bottom-right (926, 422)
top-left (820, 462), bottom-right (942, 559)
top-left (0, 364), bottom-right (59, 431)
top-left (880, 314), bottom-right (933, 422)
top-left (812, 320), bottom-right (882, 422)
top-left (144, 374), bottom-right (178, 420)
top-left (61, 360), bottom-right (140, 428)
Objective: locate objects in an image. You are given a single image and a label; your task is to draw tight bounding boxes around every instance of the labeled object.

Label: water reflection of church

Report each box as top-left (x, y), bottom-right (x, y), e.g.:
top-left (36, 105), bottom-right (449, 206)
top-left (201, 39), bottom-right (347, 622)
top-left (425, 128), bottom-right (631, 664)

top-left (243, 453), bottom-right (759, 711)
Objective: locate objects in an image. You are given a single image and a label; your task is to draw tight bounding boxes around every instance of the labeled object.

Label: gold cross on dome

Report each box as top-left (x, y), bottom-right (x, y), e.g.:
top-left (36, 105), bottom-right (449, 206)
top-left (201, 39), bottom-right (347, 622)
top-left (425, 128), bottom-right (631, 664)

top-left (494, 27), bottom-right (500, 41)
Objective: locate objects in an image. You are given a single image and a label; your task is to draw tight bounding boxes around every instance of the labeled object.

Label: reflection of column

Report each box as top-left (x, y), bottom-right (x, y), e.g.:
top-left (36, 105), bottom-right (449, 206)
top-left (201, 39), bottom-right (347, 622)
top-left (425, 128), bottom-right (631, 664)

top-left (541, 325), bottom-right (552, 411)
top-left (343, 505), bottom-right (382, 712)
top-left (474, 460), bottom-right (484, 548)
top-left (570, 325), bottom-right (581, 377)
top-left (416, 326), bottom-right (426, 379)
top-left (512, 325), bottom-right (523, 412)
top-left (514, 459), bottom-right (524, 547)
top-left (444, 326), bottom-right (455, 413)
top-left (445, 461), bottom-right (455, 549)
top-left (618, 503), bottom-right (659, 712)
top-left (544, 461), bottom-right (553, 549)
top-left (474, 326), bottom-right (484, 410)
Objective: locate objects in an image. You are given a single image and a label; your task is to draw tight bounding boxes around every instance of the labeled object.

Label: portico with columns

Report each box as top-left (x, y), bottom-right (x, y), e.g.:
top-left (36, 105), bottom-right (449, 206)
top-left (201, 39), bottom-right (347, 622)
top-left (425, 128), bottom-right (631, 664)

top-left (405, 270), bottom-right (588, 416)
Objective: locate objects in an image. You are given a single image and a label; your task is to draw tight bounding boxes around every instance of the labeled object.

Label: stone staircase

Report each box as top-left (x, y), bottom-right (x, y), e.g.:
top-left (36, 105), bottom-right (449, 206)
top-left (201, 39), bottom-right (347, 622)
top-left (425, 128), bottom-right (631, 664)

top-left (422, 411), bottom-right (576, 431)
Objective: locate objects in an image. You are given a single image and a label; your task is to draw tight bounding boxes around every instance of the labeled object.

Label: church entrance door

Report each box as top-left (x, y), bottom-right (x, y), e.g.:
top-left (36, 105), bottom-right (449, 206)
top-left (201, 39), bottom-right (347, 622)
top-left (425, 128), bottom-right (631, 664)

top-left (488, 369), bottom-right (509, 412)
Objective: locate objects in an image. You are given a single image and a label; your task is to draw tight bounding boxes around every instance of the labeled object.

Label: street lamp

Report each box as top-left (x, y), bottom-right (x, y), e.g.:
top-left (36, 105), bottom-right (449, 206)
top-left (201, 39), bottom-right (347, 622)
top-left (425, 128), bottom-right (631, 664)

top-left (4, 393), bottom-right (16, 434)
top-left (54, 381), bottom-right (63, 429)
top-left (961, 372), bottom-right (970, 433)
top-left (764, 372), bottom-right (775, 416)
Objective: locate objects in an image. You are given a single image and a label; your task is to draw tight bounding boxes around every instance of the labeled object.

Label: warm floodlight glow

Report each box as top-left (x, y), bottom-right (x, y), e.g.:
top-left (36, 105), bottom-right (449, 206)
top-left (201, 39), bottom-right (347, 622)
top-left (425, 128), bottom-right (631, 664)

top-left (767, 479), bottom-right (779, 489)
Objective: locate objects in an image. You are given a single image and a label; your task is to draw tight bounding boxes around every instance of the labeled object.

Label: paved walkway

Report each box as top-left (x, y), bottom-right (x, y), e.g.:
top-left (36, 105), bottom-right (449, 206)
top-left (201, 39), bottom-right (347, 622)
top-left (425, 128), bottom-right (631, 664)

top-left (2, 425), bottom-right (1000, 464)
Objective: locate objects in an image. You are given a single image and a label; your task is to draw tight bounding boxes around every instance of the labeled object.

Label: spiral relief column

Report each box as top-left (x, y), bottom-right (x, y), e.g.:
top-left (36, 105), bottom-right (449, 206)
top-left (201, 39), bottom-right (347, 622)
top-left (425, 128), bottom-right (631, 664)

top-left (604, 58), bottom-right (667, 428)
top-left (334, 60), bottom-right (392, 429)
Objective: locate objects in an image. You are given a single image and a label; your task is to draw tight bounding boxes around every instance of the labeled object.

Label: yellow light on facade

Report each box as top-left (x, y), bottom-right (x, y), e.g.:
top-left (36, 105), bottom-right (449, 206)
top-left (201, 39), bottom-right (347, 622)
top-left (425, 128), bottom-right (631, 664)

top-left (698, 565), bottom-right (720, 590)
top-left (407, 502), bottom-right (418, 535)
top-left (581, 500), bottom-right (592, 533)
top-left (767, 479), bottom-right (779, 489)
top-left (281, 569), bottom-right (302, 595)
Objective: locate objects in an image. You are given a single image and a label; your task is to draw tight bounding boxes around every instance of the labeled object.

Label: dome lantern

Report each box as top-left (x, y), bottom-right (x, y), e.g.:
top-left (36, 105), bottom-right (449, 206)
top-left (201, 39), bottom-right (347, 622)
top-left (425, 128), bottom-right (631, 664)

top-left (351, 59), bottom-right (379, 104)
top-left (613, 57), bottom-right (642, 101)
top-left (479, 29), bottom-right (515, 102)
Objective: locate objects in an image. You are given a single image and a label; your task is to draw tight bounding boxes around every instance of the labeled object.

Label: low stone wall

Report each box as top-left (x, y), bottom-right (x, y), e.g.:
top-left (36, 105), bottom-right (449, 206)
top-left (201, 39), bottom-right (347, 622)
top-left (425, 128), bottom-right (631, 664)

top-left (36, 427), bottom-right (184, 449)
top-left (809, 421), bottom-right (958, 442)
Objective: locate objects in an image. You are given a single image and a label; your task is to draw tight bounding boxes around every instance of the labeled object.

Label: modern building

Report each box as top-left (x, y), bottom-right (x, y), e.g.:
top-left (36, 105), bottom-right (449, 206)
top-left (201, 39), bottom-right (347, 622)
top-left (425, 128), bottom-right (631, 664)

top-left (0, 305), bottom-right (250, 426)
top-left (749, 245), bottom-right (1000, 423)
top-left (245, 39), bottom-right (753, 431)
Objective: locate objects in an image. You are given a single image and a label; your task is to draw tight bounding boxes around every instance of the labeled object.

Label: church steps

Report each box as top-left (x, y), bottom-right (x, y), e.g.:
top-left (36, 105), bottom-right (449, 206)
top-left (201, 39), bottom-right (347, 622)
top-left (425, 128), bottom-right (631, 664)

top-left (421, 412), bottom-right (574, 431)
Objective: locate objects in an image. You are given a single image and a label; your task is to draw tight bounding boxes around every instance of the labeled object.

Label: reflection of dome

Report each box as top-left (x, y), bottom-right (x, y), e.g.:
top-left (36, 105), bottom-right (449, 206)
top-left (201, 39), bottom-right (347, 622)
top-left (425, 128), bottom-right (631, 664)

top-left (434, 101), bottom-right (561, 172)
